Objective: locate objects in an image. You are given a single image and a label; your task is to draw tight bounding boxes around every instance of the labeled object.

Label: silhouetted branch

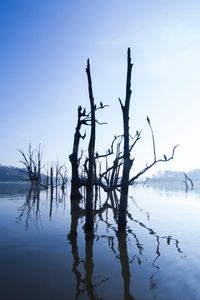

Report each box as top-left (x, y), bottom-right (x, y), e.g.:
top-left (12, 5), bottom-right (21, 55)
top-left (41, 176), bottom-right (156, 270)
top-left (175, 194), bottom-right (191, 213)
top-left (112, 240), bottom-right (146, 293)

top-left (129, 145), bottom-right (179, 184)
top-left (17, 143), bottom-right (43, 187)
top-left (129, 196), bottom-right (150, 220)
top-left (183, 172), bottom-right (193, 190)
top-left (147, 116), bottom-right (156, 161)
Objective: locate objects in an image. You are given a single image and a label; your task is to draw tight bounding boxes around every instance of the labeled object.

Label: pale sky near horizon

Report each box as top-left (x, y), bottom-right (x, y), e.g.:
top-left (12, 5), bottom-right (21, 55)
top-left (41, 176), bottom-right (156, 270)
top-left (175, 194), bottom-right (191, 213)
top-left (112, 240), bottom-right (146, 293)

top-left (1, 0), bottom-right (200, 176)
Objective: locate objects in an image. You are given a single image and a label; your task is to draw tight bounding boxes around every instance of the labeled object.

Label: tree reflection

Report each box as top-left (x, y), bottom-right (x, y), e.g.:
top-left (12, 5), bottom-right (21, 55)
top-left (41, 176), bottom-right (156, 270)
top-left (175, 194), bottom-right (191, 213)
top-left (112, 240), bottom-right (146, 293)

top-left (117, 231), bottom-right (135, 300)
top-left (16, 186), bottom-right (183, 299)
top-left (85, 232), bottom-right (95, 299)
top-left (68, 197), bottom-right (109, 300)
top-left (16, 186), bottom-right (66, 228)
top-left (68, 193), bottom-right (135, 300)
top-left (17, 187), bottom-right (41, 230)
top-left (68, 189), bottom-right (183, 300)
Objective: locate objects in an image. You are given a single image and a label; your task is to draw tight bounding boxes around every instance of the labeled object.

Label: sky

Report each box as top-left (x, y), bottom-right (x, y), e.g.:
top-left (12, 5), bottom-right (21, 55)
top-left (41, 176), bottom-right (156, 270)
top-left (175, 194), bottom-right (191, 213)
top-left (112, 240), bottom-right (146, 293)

top-left (1, 0), bottom-right (200, 176)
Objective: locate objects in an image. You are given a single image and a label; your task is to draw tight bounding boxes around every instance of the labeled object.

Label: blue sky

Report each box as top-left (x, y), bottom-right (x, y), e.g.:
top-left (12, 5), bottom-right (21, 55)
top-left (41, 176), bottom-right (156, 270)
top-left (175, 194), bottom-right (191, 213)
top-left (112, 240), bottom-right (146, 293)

top-left (1, 0), bottom-right (200, 175)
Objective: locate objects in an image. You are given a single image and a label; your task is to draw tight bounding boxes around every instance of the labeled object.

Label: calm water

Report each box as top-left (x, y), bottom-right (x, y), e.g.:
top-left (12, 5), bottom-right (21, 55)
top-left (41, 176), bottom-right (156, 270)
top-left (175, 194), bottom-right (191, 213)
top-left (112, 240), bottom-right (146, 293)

top-left (0, 182), bottom-right (200, 300)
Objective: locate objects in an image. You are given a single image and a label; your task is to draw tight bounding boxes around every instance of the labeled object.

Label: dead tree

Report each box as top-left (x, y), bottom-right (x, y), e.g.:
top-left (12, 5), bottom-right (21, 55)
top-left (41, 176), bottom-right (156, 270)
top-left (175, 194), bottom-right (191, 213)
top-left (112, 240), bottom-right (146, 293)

top-left (69, 99), bottom-right (108, 201)
top-left (118, 48), bottom-right (133, 231)
top-left (59, 164), bottom-right (68, 191)
top-left (17, 143), bottom-right (43, 188)
top-left (69, 61), bottom-right (108, 229)
top-left (43, 163), bottom-right (50, 188)
top-left (37, 144), bottom-right (42, 187)
top-left (128, 119), bottom-right (178, 184)
top-left (55, 162), bottom-right (60, 191)
top-left (183, 172), bottom-right (193, 191)
top-left (70, 48), bottom-right (178, 232)
top-left (90, 49), bottom-right (177, 230)
top-left (50, 166), bottom-right (54, 197)
top-left (85, 59), bottom-right (96, 232)
top-left (84, 133), bottom-right (124, 193)
top-left (69, 106), bottom-right (86, 198)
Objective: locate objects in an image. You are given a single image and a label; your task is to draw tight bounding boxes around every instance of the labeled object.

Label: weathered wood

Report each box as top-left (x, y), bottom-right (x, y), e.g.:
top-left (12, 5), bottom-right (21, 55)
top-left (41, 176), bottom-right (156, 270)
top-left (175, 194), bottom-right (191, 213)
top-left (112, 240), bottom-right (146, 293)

top-left (85, 59), bottom-right (96, 231)
top-left (69, 106), bottom-right (84, 198)
top-left (17, 143), bottom-right (43, 188)
top-left (69, 48), bottom-right (178, 232)
top-left (118, 48), bottom-right (133, 231)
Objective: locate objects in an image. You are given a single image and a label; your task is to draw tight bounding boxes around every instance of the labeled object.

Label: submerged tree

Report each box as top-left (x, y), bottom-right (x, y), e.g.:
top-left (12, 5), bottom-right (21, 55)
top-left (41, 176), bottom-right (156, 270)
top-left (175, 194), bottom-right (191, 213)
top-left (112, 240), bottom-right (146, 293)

top-left (18, 144), bottom-right (68, 192)
top-left (85, 59), bottom-right (96, 231)
top-left (117, 49), bottom-right (178, 230)
top-left (118, 48), bottom-right (133, 231)
top-left (69, 61), bottom-right (108, 231)
top-left (17, 143), bottom-right (43, 188)
top-left (70, 48), bottom-right (178, 231)
top-left (69, 106), bottom-right (87, 198)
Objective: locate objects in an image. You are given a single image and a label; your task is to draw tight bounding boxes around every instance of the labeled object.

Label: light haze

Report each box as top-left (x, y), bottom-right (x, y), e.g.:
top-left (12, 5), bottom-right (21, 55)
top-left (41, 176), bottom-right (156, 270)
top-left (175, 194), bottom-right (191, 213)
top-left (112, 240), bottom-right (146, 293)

top-left (1, 0), bottom-right (200, 176)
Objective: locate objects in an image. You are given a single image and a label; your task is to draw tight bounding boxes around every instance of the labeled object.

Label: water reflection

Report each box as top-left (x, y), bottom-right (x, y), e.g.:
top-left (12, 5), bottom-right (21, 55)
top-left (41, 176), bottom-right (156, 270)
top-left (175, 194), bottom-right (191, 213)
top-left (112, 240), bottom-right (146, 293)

top-left (145, 180), bottom-right (200, 196)
top-left (1, 184), bottom-right (199, 299)
top-left (67, 190), bottom-right (183, 300)
top-left (17, 187), bottom-right (40, 229)
top-left (0, 182), bottom-right (30, 197)
top-left (117, 231), bottom-right (135, 300)
top-left (12, 185), bottom-right (184, 299)
top-left (68, 196), bottom-right (110, 300)
top-left (68, 215), bottom-right (135, 300)
top-left (16, 186), bottom-right (66, 228)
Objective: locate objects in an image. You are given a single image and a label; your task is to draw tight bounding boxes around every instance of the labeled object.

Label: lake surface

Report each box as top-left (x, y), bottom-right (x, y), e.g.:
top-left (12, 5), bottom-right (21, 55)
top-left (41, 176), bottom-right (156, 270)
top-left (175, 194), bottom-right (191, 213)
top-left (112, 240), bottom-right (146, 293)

top-left (0, 182), bottom-right (200, 299)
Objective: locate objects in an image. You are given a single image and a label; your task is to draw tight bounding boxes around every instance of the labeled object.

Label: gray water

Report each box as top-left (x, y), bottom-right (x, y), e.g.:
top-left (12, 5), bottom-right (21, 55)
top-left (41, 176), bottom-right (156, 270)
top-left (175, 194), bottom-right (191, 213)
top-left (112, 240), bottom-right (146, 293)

top-left (0, 182), bottom-right (200, 299)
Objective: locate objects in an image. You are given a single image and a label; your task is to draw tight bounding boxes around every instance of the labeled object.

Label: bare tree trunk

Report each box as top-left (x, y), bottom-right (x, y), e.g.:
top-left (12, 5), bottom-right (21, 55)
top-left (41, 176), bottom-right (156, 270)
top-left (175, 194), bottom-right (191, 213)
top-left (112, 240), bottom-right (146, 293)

top-left (118, 48), bottom-right (133, 231)
top-left (37, 144), bottom-right (42, 187)
top-left (69, 106), bottom-right (83, 198)
top-left (33, 166), bottom-right (37, 189)
top-left (68, 197), bottom-right (82, 237)
top-left (50, 166), bottom-right (54, 198)
top-left (85, 59), bottom-right (96, 231)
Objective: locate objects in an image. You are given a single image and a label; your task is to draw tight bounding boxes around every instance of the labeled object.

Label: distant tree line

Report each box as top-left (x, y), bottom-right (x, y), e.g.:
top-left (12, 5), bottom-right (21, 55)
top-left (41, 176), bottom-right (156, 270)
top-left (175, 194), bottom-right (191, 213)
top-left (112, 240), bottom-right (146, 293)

top-left (0, 165), bottom-right (26, 182)
top-left (150, 169), bottom-right (200, 181)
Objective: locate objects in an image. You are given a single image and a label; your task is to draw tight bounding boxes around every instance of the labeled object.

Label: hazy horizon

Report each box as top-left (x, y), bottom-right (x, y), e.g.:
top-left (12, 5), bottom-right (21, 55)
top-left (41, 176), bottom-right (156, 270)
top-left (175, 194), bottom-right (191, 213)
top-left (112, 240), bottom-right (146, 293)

top-left (1, 1), bottom-right (200, 176)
